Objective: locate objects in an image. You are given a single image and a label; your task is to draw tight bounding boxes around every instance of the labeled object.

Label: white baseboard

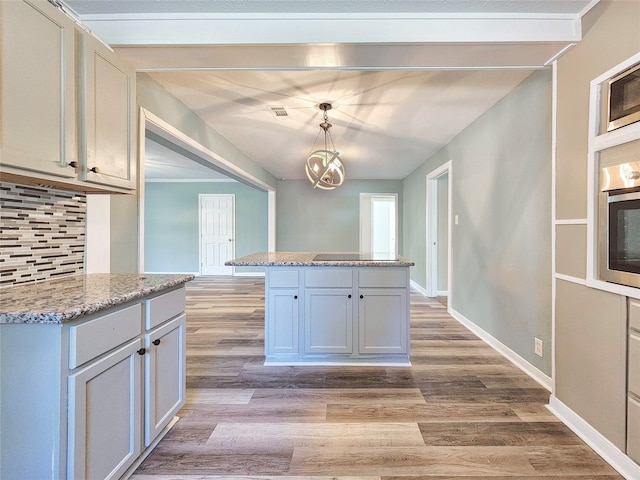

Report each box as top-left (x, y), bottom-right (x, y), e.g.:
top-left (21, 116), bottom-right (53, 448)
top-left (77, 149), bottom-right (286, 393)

top-left (548, 396), bottom-right (640, 480)
top-left (449, 307), bottom-right (553, 391)
top-left (437, 290), bottom-right (448, 297)
top-left (233, 271), bottom-right (265, 277)
top-left (410, 280), bottom-right (428, 296)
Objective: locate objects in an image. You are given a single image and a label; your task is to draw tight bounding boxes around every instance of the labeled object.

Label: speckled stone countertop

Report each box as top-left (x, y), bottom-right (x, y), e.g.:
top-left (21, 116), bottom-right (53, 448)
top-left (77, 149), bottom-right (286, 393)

top-left (0, 273), bottom-right (195, 325)
top-left (226, 252), bottom-right (414, 267)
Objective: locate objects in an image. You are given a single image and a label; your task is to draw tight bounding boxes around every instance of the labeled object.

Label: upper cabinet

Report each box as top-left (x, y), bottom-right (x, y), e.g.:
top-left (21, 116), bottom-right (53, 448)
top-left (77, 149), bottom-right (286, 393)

top-left (0, 0), bottom-right (136, 194)
top-left (79, 32), bottom-right (136, 191)
top-left (1, 0), bottom-right (78, 180)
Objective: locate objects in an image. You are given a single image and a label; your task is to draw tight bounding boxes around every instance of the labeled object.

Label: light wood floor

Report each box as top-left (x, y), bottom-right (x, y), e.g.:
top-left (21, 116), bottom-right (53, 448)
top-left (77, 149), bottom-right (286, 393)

top-left (132, 276), bottom-right (622, 479)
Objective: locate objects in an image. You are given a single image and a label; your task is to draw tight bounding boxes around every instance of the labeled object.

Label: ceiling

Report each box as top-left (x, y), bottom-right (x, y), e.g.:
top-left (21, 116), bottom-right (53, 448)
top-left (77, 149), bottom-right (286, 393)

top-left (62, 0), bottom-right (599, 182)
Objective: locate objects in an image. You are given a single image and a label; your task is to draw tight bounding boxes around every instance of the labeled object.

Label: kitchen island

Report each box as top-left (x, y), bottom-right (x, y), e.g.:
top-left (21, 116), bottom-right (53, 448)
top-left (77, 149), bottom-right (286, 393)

top-left (226, 252), bottom-right (414, 366)
top-left (0, 273), bottom-right (194, 480)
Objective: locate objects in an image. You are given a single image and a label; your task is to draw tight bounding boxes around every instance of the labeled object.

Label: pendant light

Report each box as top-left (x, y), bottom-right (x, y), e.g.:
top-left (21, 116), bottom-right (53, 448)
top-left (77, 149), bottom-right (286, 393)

top-left (305, 102), bottom-right (345, 190)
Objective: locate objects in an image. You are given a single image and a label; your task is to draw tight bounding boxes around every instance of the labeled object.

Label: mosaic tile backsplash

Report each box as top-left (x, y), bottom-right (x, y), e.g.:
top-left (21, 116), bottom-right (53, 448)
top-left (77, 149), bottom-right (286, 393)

top-left (1, 182), bottom-right (86, 286)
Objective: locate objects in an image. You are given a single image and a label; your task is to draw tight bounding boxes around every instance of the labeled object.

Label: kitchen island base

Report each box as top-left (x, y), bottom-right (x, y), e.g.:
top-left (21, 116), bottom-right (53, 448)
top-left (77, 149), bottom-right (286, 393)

top-left (226, 252), bottom-right (414, 367)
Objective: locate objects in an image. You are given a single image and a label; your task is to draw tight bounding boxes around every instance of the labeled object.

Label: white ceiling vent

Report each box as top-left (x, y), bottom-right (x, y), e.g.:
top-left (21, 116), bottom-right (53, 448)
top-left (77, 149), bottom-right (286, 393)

top-left (269, 106), bottom-right (289, 118)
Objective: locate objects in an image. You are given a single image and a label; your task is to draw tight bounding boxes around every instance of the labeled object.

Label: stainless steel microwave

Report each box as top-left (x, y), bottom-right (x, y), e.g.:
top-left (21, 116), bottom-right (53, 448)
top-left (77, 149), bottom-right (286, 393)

top-left (607, 62), bottom-right (640, 131)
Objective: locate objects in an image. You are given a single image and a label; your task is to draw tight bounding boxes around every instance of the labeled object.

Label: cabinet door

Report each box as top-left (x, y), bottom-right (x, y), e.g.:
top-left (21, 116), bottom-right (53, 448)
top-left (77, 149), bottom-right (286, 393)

top-left (267, 288), bottom-right (300, 355)
top-left (305, 288), bottom-right (353, 354)
top-left (145, 314), bottom-right (186, 446)
top-left (80, 33), bottom-right (136, 190)
top-left (1, 0), bottom-right (77, 178)
top-left (358, 288), bottom-right (408, 354)
top-left (628, 396), bottom-right (640, 464)
top-left (68, 338), bottom-right (142, 480)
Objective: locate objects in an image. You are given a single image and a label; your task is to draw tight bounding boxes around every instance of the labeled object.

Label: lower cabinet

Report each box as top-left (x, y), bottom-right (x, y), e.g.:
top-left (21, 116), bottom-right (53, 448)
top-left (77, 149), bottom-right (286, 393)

top-left (305, 288), bottom-right (354, 354)
top-left (629, 300), bottom-right (640, 465)
top-left (267, 289), bottom-right (299, 354)
top-left (144, 314), bottom-right (186, 446)
top-left (358, 288), bottom-right (408, 354)
top-left (68, 339), bottom-right (143, 480)
top-left (0, 286), bottom-right (187, 479)
top-left (264, 267), bottom-right (410, 364)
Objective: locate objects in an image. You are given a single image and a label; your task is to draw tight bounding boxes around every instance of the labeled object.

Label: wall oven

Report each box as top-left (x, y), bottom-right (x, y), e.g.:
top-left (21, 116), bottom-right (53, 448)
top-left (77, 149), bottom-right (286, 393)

top-left (599, 141), bottom-right (640, 288)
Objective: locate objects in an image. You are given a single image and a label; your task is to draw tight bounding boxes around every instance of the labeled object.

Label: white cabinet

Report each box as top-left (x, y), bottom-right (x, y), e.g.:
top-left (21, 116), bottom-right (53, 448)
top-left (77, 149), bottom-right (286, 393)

top-left (0, 0), bottom-right (136, 193)
top-left (358, 288), bottom-right (408, 354)
top-left (0, 286), bottom-right (187, 479)
top-left (79, 32), bottom-right (136, 191)
top-left (0, 0), bottom-right (77, 180)
top-left (305, 288), bottom-right (354, 354)
top-left (267, 288), bottom-right (300, 354)
top-left (144, 314), bottom-right (186, 446)
top-left (629, 299), bottom-right (640, 465)
top-left (264, 266), bottom-right (410, 364)
top-left (68, 338), bottom-right (143, 480)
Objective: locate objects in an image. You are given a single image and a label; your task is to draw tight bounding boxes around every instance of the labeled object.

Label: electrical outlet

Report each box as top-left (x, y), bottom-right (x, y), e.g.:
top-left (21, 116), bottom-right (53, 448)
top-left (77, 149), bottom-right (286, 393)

top-left (534, 337), bottom-right (543, 357)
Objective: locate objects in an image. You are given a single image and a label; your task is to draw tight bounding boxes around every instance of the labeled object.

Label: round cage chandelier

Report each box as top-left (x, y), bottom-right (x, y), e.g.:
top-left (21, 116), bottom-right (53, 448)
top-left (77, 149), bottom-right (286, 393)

top-left (305, 102), bottom-right (345, 190)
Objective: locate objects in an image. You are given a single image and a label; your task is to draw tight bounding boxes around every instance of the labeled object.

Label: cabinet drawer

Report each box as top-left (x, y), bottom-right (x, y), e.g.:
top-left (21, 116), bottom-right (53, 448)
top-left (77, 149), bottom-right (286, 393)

top-left (305, 269), bottom-right (352, 288)
top-left (268, 269), bottom-right (299, 288)
top-left (630, 333), bottom-right (640, 396)
top-left (359, 269), bottom-right (407, 288)
top-left (69, 304), bottom-right (142, 369)
top-left (145, 287), bottom-right (186, 330)
top-left (630, 299), bottom-right (640, 332)
top-left (628, 396), bottom-right (640, 464)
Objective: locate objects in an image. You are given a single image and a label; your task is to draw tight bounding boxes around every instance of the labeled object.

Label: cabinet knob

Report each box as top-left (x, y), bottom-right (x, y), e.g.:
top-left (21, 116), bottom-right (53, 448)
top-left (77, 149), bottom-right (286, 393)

top-left (348, 294), bottom-right (352, 298)
top-left (293, 295), bottom-right (298, 299)
top-left (68, 161), bottom-right (79, 168)
top-left (153, 339), bottom-right (161, 346)
top-left (360, 295), bottom-right (364, 299)
top-left (89, 166), bottom-right (100, 173)
top-left (137, 348), bottom-right (146, 356)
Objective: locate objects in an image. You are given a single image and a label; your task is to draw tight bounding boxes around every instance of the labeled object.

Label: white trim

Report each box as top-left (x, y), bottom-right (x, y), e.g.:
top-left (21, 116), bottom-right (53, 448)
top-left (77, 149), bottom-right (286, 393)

top-left (267, 190), bottom-right (276, 252)
top-left (555, 218), bottom-right (587, 225)
top-left (436, 290), bottom-right (448, 297)
top-left (449, 307), bottom-right (553, 391)
top-left (554, 273), bottom-right (587, 286)
top-left (426, 161), bottom-right (453, 300)
top-left (548, 396), bottom-right (640, 480)
top-left (584, 53), bottom-right (640, 300)
top-left (145, 178), bottom-right (238, 183)
top-left (551, 60), bottom-right (558, 396)
top-left (544, 43), bottom-right (576, 66)
top-left (143, 271), bottom-right (200, 275)
top-left (233, 272), bottom-right (265, 277)
top-left (359, 193), bottom-right (399, 255)
top-left (410, 279), bottom-right (428, 297)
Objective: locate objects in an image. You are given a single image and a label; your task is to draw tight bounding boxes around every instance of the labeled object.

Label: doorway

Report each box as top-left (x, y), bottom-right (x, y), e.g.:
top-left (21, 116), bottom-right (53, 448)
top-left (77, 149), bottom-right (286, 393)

top-left (360, 193), bottom-right (398, 254)
top-left (199, 194), bottom-right (235, 275)
top-left (426, 162), bottom-right (452, 300)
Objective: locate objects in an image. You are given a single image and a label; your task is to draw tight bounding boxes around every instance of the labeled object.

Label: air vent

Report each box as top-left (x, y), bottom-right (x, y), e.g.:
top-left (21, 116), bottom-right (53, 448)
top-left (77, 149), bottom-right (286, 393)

top-left (269, 106), bottom-right (289, 118)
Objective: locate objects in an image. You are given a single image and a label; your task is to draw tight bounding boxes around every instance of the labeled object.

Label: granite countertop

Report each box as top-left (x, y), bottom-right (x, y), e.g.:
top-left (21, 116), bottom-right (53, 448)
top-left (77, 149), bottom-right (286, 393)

top-left (0, 273), bottom-right (195, 325)
top-left (226, 252), bottom-right (414, 267)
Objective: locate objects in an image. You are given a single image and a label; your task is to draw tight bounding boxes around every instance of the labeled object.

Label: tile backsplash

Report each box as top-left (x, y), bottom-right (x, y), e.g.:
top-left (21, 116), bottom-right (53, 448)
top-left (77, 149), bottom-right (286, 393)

top-left (1, 182), bottom-right (86, 286)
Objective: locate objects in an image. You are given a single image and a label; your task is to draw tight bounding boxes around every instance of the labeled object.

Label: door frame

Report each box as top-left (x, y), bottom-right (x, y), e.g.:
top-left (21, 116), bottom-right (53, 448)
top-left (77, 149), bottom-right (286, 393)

top-left (426, 161), bottom-right (453, 300)
top-left (359, 193), bottom-right (398, 254)
top-left (198, 193), bottom-right (235, 276)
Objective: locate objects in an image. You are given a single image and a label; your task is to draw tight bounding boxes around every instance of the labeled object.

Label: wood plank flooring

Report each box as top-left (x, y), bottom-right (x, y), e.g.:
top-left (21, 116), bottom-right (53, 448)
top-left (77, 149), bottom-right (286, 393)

top-left (132, 276), bottom-right (622, 479)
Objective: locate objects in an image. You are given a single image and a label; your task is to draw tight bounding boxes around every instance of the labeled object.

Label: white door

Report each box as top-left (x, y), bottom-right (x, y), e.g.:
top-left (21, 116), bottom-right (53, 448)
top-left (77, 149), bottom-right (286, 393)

top-left (200, 194), bottom-right (234, 275)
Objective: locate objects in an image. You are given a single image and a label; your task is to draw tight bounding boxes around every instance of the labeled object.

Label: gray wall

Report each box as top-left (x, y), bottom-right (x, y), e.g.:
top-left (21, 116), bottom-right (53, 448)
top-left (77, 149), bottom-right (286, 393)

top-left (276, 179), bottom-right (403, 252)
top-left (403, 68), bottom-right (552, 375)
top-left (144, 181), bottom-right (268, 273)
top-left (554, 0), bottom-right (640, 449)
